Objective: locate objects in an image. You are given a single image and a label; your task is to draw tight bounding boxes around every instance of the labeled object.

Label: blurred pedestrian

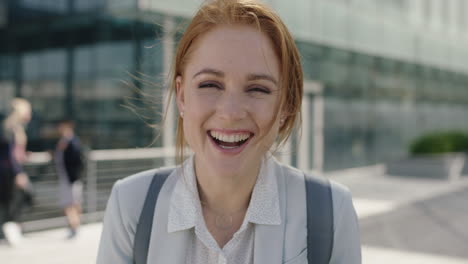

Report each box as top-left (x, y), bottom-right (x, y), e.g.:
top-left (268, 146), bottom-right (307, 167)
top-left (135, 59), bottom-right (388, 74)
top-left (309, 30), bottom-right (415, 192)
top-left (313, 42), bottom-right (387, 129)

top-left (54, 118), bottom-right (84, 239)
top-left (0, 98), bottom-right (33, 246)
top-left (98, 0), bottom-right (360, 263)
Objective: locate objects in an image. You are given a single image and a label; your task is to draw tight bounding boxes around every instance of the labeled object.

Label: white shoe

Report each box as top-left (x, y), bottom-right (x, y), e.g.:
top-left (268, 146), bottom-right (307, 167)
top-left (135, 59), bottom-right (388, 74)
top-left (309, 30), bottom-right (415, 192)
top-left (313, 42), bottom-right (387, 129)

top-left (2, 222), bottom-right (23, 246)
top-left (66, 228), bottom-right (78, 240)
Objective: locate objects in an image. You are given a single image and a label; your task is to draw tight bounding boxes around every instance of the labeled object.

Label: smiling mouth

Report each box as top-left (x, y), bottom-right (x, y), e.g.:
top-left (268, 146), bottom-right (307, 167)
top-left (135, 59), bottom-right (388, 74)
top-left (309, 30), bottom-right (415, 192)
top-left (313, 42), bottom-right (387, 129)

top-left (208, 130), bottom-right (253, 149)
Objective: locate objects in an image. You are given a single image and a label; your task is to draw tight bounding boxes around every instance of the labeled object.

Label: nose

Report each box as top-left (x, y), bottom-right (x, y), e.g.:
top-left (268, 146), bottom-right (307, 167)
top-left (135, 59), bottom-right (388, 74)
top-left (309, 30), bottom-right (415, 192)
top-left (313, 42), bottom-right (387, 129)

top-left (217, 92), bottom-right (247, 121)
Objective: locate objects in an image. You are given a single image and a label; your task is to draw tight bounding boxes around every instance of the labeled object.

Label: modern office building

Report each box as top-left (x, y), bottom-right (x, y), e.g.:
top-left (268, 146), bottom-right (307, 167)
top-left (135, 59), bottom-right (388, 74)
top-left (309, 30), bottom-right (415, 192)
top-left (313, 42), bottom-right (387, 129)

top-left (1, 0), bottom-right (468, 171)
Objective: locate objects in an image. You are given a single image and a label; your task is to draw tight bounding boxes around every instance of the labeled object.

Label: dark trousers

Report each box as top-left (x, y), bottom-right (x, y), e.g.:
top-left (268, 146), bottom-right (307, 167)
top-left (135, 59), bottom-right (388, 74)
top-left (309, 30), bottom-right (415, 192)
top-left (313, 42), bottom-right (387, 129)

top-left (0, 188), bottom-right (28, 239)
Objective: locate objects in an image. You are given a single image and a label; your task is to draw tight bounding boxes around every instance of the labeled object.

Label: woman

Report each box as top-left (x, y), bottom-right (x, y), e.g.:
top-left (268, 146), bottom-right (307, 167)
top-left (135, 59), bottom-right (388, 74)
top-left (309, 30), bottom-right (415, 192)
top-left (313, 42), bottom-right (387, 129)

top-left (97, 0), bottom-right (361, 263)
top-left (0, 98), bottom-right (32, 246)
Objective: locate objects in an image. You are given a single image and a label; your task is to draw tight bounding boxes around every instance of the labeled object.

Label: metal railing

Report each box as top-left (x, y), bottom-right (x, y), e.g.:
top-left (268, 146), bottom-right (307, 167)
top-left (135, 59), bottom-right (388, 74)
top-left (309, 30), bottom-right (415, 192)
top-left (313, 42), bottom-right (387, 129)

top-left (19, 147), bottom-right (176, 232)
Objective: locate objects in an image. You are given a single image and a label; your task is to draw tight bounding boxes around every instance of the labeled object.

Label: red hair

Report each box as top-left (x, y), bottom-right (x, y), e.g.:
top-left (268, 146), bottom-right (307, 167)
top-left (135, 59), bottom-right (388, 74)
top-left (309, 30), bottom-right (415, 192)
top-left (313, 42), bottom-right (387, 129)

top-left (165, 0), bottom-right (303, 164)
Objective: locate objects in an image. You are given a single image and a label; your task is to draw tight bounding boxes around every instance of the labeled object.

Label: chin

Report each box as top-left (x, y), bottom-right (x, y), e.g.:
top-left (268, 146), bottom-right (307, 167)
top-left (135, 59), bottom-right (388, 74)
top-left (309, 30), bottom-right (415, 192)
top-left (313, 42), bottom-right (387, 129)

top-left (213, 153), bottom-right (260, 173)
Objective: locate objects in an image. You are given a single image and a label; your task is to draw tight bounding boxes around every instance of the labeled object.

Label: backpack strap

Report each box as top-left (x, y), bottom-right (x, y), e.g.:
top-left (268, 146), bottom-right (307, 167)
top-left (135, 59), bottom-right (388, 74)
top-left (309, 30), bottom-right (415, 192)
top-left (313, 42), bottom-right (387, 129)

top-left (305, 173), bottom-right (334, 264)
top-left (133, 168), bottom-right (174, 264)
top-left (133, 168), bottom-right (333, 264)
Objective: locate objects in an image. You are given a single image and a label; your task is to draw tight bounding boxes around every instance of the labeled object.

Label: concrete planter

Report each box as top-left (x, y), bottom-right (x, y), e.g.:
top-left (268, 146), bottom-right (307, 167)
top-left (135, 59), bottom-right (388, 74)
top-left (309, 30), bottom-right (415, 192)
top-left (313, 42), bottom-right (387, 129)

top-left (386, 153), bottom-right (466, 180)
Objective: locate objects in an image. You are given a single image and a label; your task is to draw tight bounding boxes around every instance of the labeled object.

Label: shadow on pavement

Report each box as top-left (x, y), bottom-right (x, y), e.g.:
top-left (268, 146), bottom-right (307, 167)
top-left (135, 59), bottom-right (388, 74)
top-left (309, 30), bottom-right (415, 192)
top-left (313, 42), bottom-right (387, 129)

top-left (360, 186), bottom-right (468, 259)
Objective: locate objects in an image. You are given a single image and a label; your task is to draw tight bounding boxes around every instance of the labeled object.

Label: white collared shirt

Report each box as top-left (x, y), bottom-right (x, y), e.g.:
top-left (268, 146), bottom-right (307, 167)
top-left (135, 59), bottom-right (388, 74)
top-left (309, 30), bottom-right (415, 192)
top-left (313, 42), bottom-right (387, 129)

top-left (167, 155), bottom-right (281, 264)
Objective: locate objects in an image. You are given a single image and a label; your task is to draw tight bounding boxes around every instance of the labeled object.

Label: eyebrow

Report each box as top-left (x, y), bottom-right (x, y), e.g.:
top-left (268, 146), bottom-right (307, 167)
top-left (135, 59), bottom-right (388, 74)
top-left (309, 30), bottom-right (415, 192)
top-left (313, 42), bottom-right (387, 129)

top-left (193, 68), bottom-right (224, 78)
top-left (247, 73), bottom-right (278, 86)
top-left (193, 68), bottom-right (278, 86)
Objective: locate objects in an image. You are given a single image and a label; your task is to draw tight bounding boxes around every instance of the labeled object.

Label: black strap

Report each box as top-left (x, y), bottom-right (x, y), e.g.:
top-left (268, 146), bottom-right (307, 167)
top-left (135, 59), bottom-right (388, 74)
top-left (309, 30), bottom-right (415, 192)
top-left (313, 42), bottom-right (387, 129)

top-left (305, 173), bottom-right (334, 264)
top-left (133, 169), bottom-right (333, 264)
top-left (133, 168), bottom-right (174, 264)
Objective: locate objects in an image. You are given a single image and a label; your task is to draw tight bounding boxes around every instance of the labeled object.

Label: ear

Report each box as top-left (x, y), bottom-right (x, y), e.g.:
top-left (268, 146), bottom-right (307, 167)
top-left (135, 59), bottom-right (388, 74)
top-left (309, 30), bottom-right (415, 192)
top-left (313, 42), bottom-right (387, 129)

top-left (175, 76), bottom-right (185, 116)
top-left (279, 108), bottom-right (288, 128)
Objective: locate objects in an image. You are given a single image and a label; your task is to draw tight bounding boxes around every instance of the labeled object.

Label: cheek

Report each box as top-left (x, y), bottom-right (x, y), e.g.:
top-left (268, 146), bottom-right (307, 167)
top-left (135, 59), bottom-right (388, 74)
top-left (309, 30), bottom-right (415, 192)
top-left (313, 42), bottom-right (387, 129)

top-left (256, 121), bottom-right (281, 152)
top-left (257, 112), bottom-right (276, 129)
top-left (252, 99), bottom-right (281, 127)
top-left (182, 97), bottom-right (210, 145)
top-left (186, 91), bottom-right (219, 114)
top-left (255, 108), bottom-right (281, 143)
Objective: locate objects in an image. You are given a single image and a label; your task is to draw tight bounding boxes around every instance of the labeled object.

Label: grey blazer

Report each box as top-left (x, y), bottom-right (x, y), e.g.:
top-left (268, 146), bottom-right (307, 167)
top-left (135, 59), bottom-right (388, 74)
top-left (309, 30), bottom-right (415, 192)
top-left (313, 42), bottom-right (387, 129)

top-left (97, 160), bottom-right (361, 264)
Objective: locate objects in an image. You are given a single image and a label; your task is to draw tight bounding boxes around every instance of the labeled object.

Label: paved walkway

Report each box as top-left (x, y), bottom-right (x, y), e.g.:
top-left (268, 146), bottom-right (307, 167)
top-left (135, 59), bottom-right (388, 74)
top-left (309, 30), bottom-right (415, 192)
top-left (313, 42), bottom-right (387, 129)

top-left (0, 223), bottom-right (101, 264)
top-left (1, 170), bottom-right (468, 264)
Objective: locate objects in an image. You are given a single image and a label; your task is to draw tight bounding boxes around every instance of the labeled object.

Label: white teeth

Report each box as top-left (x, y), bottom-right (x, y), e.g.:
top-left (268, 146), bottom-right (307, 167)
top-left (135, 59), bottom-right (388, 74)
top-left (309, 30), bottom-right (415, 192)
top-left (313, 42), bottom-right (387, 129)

top-left (221, 134), bottom-right (228, 142)
top-left (210, 131), bottom-right (251, 143)
top-left (220, 145), bottom-right (237, 149)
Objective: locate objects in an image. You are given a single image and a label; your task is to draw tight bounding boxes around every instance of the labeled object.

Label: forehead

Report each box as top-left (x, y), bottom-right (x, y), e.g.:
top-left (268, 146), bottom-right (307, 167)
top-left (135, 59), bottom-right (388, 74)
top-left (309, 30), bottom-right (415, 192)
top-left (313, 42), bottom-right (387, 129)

top-left (183, 25), bottom-right (280, 81)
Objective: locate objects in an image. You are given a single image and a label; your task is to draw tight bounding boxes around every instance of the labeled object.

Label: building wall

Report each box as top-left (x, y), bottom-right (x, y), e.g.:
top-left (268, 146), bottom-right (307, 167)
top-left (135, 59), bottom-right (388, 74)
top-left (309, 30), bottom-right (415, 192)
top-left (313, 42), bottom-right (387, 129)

top-left (297, 40), bottom-right (468, 170)
top-left (131, 0), bottom-right (468, 73)
top-left (1, 0), bottom-right (467, 170)
top-left (0, 7), bottom-right (165, 149)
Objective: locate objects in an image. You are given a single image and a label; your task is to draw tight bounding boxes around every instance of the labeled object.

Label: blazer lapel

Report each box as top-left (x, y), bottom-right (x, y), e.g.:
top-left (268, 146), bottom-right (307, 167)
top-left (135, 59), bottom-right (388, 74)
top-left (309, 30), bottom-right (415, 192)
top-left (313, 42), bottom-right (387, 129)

top-left (148, 229), bottom-right (191, 264)
top-left (253, 166), bottom-right (286, 264)
top-left (146, 172), bottom-right (192, 264)
top-left (253, 224), bottom-right (284, 264)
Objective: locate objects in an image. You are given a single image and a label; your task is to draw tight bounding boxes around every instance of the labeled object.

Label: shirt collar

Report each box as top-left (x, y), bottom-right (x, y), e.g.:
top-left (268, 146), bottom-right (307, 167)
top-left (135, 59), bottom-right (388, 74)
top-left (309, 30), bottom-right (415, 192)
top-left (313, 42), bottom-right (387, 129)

top-left (244, 156), bottom-right (281, 225)
top-left (167, 156), bottom-right (199, 233)
top-left (167, 154), bottom-right (281, 233)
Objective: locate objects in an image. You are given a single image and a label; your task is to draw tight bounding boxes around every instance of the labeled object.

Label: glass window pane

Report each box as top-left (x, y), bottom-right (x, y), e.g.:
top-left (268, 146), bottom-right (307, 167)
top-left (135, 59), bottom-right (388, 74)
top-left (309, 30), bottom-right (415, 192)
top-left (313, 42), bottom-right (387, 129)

top-left (43, 49), bottom-right (66, 77)
top-left (22, 79), bottom-right (65, 121)
top-left (74, 0), bottom-right (106, 12)
top-left (74, 45), bottom-right (94, 77)
top-left (96, 42), bottom-right (133, 75)
top-left (0, 55), bottom-right (15, 79)
top-left (0, 81), bottom-right (15, 113)
top-left (22, 52), bottom-right (41, 80)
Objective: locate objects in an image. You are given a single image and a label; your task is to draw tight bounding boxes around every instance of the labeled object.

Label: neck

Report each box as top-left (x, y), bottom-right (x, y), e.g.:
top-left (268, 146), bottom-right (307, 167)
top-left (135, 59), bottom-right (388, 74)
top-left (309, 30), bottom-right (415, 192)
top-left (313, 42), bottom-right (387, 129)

top-left (194, 157), bottom-right (261, 214)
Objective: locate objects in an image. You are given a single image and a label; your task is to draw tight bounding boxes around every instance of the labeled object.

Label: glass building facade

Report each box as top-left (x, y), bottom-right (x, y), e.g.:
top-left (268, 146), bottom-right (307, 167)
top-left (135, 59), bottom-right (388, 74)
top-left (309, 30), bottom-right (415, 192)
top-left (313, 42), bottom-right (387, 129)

top-left (1, 0), bottom-right (468, 171)
top-left (1, 0), bottom-right (166, 150)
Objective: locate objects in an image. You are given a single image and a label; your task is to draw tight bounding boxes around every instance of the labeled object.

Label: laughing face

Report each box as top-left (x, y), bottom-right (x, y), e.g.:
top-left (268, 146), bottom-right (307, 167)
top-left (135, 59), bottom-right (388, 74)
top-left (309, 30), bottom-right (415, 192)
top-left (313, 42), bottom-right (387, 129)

top-left (176, 25), bottom-right (282, 176)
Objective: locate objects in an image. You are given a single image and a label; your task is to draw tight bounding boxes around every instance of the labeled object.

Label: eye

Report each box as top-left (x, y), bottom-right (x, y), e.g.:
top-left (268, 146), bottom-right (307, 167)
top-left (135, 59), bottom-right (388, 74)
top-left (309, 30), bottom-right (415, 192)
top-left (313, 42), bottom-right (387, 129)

top-left (198, 81), bottom-right (222, 89)
top-left (248, 86), bottom-right (271, 94)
